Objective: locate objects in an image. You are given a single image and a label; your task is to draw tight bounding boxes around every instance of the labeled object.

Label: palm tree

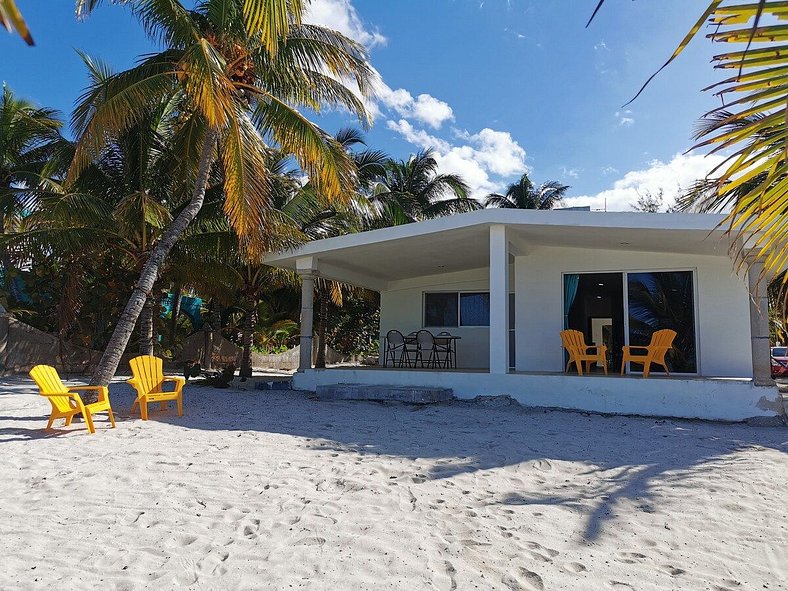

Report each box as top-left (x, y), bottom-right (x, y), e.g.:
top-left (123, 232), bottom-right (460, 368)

top-left (588, 2), bottom-right (788, 281)
top-left (0, 0), bottom-right (33, 45)
top-left (484, 174), bottom-right (569, 210)
top-left (68, 0), bottom-right (373, 385)
top-left (0, 86), bottom-right (64, 291)
top-left (368, 149), bottom-right (477, 225)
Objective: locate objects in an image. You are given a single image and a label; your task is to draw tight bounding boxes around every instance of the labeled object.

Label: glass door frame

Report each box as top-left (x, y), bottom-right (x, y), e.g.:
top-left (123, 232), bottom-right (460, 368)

top-left (562, 267), bottom-right (701, 376)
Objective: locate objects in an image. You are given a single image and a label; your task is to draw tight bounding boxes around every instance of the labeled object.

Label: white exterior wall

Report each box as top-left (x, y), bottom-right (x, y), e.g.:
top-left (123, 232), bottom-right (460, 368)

top-left (293, 369), bottom-right (781, 421)
top-left (514, 246), bottom-right (753, 377)
top-left (380, 267), bottom-right (497, 369)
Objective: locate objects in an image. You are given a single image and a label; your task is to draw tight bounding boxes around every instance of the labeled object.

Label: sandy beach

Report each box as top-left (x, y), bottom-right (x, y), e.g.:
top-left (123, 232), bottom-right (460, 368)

top-left (1, 377), bottom-right (786, 590)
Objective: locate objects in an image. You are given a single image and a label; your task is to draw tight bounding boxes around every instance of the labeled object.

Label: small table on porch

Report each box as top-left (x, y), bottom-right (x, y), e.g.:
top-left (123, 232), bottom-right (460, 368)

top-left (383, 332), bottom-right (461, 369)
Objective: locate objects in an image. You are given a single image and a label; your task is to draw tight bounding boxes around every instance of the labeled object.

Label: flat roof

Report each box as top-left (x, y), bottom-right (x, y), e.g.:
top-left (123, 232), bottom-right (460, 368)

top-left (264, 209), bottom-right (737, 290)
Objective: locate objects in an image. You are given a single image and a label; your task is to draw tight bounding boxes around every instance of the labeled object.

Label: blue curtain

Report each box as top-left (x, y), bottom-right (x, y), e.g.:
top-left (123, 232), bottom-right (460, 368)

top-left (563, 274), bottom-right (579, 328)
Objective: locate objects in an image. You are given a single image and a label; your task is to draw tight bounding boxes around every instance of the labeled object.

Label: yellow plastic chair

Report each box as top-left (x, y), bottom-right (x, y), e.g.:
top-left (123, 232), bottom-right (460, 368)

top-left (620, 329), bottom-right (677, 378)
top-left (29, 365), bottom-right (116, 434)
top-left (560, 329), bottom-right (608, 376)
top-left (127, 355), bottom-right (185, 420)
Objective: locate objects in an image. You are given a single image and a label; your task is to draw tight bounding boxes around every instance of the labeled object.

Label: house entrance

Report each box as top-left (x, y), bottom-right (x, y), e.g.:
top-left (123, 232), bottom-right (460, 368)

top-left (564, 273), bottom-right (624, 372)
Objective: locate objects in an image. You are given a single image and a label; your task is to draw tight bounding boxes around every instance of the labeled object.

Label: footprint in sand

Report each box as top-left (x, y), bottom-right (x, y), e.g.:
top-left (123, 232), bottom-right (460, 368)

top-left (524, 541), bottom-right (559, 558)
top-left (195, 547), bottom-right (230, 577)
top-left (532, 460), bottom-right (552, 472)
top-left (609, 582), bottom-right (634, 590)
top-left (658, 564), bottom-right (685, 576)
top-left (241, 519), bottom-right (262, 539)
top-left (615, 551), bottom-right (648, 564)
top-left (178, 534), bottom-right (199, 546)
top-left (502, 568), bottom-right (544, 591)
top-left (293, 536), bottom-right (326, 546)
top-left (561, 562), bottom-right (587, 574)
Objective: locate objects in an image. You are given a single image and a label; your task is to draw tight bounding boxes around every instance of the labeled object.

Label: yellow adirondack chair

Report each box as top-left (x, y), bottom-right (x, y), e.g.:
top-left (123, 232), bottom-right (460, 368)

top-left (560, 329), bottom-right (608, 376)
top-left (127, 355), bottom-right (185, 420)
top-left (29, 365), bottom-right (116, 434)
top-left (620, 329), bottom-right (677, 378)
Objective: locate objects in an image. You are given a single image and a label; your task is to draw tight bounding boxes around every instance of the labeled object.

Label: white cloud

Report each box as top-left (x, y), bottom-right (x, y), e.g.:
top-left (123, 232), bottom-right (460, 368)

top-left (601, 166), bottom-right (619, 176)
top-left (565, 153), bottom-right (726, 212)
top-left (304, 0), bottom-right (386, 48)
top-left (615, 110), bottom-right (635, 127)
top-left (376, 83), bottom-right (454, 128)
top-left (387, 120), bottom-right (528, 198)
top-left (561, 166), bottom-right (580, 179)
top-left (305, 1), bottom-right (455, 130)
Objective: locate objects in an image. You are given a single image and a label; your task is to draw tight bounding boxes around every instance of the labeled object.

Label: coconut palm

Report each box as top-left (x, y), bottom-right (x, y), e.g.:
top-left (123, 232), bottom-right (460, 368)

top-left (0, 86), bottom-right (65, 292)
top-left (0, 0), bottom-right (33, 45)
top-left (484, 174), bottom-right (569, 210)
top-left (68, 0), bottom-right (373, 385)
top-left (368, 149), bottom-right (477, 226)
top-left (588, 1), bottom-right (788, 281)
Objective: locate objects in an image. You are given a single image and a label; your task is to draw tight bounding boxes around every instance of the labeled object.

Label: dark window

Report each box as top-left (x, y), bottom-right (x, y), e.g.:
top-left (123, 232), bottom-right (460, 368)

top-left (460, 292), bottom-right (490, 326)
top-left (627, 271), bottom-right (696, 373)
top-left (424, 292), bottom-right (458, 327)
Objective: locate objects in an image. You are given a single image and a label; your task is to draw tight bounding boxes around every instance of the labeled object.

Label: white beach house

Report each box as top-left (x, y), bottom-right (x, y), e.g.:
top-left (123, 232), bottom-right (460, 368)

top-left (264, 209), bottom-right (785, 422)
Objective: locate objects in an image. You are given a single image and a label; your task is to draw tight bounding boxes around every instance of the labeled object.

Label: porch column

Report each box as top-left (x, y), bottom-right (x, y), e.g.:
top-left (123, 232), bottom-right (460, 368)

top-left (489, 224), bottom-right (509, 374)
top-left (296, 257), bottom-right (317, 372)
top-left (747, 259), bottom-right (773, 386)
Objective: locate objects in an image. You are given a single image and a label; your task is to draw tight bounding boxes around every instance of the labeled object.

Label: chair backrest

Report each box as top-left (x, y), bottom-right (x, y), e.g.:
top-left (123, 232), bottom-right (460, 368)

top-left (30, 365), bottom-right (73, 412)
top-left (560, 329), bottom-right (586, 353)
top-left (648, 329), bottom-right (677, 362)
top-left (416, 329), bottom-right (435, 348)
top-left (386, 330), bottom-right (405, 347)
top-left (129, 355), bottom-right (165, 395)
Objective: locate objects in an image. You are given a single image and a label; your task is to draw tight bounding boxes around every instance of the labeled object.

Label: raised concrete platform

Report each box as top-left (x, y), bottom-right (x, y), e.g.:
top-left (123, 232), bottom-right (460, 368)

top-left (315, 383), bottom-right (453, 404)
top-left (296, 369), bottom-right (784, 421)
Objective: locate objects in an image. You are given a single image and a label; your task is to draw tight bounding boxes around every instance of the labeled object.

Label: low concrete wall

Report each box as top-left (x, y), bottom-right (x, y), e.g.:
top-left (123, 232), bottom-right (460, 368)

top-left (293, 368), bottom-right (785, 422)
top-left (0, 314), bottom-right (103, 375)
top-left (177, 332), bottom-right (242, 367)
top-left (177, 331), bottom-right (348, 371)
top-left (253, 345), bottom-right (347, 371)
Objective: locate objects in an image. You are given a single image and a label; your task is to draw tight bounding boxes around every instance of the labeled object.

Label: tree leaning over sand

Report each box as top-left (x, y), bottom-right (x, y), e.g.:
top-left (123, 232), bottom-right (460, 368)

top-left (68, 0), bottom-right (374, 385)
top-left (483, 173), bottom-right (569, 210)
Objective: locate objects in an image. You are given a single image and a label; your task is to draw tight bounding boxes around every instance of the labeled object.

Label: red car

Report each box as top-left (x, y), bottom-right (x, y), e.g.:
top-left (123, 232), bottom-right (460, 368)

top-left (771, 346), bottom-right (788, 378)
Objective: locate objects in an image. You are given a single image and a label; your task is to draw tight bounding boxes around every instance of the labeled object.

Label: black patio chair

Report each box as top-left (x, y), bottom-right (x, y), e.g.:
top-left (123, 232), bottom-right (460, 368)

top-left (415, 329), bottom-right (438, 368)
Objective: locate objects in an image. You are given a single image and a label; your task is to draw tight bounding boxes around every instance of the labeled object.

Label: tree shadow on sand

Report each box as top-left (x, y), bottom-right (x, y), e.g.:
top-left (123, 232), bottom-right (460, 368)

top-left (4, 381), bottom-right (787, 541)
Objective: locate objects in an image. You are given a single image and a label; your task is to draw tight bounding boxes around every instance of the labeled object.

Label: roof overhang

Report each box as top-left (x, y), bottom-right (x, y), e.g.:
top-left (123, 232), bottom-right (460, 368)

top-left (264, 209), bottom-right (739, 290)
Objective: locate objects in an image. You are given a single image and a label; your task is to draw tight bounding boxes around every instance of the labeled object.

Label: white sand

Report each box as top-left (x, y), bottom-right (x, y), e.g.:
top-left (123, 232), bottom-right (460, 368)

top-left (1, 377), bottom-right (786, 591)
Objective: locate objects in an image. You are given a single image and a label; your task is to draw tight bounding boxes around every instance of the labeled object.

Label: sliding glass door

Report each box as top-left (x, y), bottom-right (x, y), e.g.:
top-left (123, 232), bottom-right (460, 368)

top-left (564, 269), bottom-right (698, 374)
top-left (626, 271), bottom-right (696, 373)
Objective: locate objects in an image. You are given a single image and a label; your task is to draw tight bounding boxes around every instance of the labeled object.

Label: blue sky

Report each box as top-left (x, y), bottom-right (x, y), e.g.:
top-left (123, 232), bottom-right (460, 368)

top-left (1, 1), bottom-right (727, 210)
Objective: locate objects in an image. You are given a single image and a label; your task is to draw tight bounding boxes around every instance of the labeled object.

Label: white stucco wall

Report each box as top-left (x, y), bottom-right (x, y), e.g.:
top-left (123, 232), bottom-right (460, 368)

top-left (514, 246), bottom-right (753, 377)
top-left (379, 247), bottom-right (753, 377)
top-left (380, 267), bottom-right (500, 369)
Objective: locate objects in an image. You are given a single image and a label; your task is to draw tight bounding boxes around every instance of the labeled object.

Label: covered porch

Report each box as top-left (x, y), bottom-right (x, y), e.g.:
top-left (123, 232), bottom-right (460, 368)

top-left (265, 209), bottom-right (783, 421)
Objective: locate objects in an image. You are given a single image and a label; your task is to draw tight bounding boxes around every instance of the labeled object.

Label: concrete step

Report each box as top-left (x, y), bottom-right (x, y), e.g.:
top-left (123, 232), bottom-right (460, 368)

top-left (315, 383), bottom-right (453, 404)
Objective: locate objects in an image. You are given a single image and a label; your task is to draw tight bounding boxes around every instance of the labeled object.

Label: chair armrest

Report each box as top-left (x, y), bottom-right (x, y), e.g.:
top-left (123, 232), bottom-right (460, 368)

top-left (67, 385), bottom-right (109, 402)
top-left (623, 345), bottom-right (650, 352)
top-left (41, 391), bottom-right (84, 407)
top-left (163, 376), bottom-right (186, 393)
top-left (579, 345), bottom-right (605, 353)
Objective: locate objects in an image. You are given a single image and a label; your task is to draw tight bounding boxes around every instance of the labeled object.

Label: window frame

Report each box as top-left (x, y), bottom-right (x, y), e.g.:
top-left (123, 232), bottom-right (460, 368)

top-left (423, 290), bottom-right (491, 328)
top-left (561, 267), bottom-right (700, 375)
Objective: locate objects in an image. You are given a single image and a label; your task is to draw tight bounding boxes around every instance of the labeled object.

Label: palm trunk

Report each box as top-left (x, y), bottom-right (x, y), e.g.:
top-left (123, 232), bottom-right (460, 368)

top-left (239, 304), bottom-right (255, 378)
top-left (314, 287), bottom-right (328, 368)
top-left (139, 294), bottom-right (155, 355)
top-left (168, 284), bottom-right (182, 349)
top-left (90, 128), bottom-right (217, 386)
